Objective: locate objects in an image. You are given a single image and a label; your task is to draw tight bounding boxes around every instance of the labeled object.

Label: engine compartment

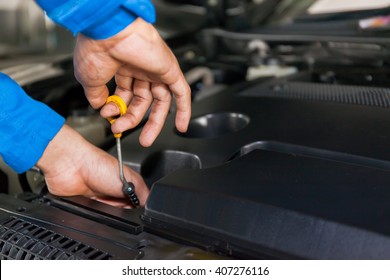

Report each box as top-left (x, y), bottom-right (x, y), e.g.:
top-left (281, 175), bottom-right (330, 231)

top-left (2, 0), bottom-right (390, 259)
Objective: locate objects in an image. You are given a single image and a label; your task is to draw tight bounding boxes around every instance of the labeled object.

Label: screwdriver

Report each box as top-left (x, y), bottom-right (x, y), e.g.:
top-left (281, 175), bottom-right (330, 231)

top-left (106, 95), bottom-right (139, 207)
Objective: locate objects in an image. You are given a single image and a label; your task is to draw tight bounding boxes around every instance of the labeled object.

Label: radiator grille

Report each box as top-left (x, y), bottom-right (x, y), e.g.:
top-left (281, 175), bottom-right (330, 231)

top-left (241, 82), bottom-right (390, 108)
top-left (0, 216), bottom-right (112, 260)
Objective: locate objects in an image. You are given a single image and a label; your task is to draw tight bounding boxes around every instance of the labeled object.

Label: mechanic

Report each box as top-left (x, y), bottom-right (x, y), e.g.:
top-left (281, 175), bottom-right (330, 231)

top-left (0, 0), bottom-right (191, 207)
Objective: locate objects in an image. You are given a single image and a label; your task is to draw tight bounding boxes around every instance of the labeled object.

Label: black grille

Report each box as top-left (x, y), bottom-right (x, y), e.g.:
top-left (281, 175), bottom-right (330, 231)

top-left (241, 82), bottom-right (390, 108)
top-left (0, 216), bottom-right (112, 260)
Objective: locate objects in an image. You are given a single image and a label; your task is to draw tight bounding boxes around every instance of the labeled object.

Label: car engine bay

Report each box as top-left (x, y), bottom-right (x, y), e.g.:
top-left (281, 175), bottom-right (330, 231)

top-left (2, 0), bottom-right (390, 259)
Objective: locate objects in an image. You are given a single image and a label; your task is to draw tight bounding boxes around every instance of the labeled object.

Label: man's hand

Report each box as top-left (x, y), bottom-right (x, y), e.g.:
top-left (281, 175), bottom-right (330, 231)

top-left (74, 18), bottom-right (191, 147)
top-left (37, 124), bottom-right (149, 207)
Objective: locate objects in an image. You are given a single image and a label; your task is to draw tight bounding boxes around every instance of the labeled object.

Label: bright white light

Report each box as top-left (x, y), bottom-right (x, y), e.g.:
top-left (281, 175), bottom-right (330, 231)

top-left (309, 0), bottom-right (390, 14)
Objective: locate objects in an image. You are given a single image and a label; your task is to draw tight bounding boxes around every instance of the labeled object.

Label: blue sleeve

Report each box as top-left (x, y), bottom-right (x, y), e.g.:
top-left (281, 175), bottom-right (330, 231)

top-left (0, 73), bottom-right (65, 174)
top-left (35, 0), bottom-right (156, 40)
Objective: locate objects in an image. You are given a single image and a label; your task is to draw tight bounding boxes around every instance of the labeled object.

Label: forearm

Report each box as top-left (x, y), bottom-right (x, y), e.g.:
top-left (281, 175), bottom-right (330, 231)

top-left (35, 0), bottom-right (156, 39)
top-left (0, 73), bottom-right (64, 173)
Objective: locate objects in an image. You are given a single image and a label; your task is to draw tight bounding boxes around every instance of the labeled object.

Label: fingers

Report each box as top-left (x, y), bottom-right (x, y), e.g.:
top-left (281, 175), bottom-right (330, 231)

top-left (100, 74), bottom-right (134, 119)
top-left (86, 161), bottom-right (149, 207)
top-left (83, 85), bottom-right (110, 110)
top-left (83, 140), bottom-right (150, 206)
top-left (139, 83), bottom-right (172, 147)
top-left (108, 79), bottom-right (154, 134)
top-left (102, 78), bottom-right (183, 147)
top-left (87, 149), bottom-right (150, 207)
top-left (170, 76), bottom-right (192, 133)
top-left (75, 21), bottom-right (192, 141)
top-left (108, 81), bottom-right (172, 147)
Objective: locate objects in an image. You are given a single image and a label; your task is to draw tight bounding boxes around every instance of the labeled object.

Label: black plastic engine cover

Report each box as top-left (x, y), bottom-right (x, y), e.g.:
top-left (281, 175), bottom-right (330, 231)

top-left (115, 78), bottom-right (390, 259)
top-left (144, 149), bottom-right (390, 259)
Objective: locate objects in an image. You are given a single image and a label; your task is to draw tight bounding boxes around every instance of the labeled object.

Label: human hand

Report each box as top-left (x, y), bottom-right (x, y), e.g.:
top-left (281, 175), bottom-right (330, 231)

top-left (73, 18), bottom-right (191, 147)
top-left (37, 124), bottom-right (149, 207)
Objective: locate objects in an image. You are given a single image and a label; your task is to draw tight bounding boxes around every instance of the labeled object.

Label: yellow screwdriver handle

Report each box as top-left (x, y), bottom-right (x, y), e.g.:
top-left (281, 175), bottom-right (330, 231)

top-left (105, 95), bottom-right (127, 138)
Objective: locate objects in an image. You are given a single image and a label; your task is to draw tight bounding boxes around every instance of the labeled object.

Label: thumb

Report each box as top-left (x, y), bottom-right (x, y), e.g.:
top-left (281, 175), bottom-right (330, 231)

top-left (83, 85), bottom-right (110, 109)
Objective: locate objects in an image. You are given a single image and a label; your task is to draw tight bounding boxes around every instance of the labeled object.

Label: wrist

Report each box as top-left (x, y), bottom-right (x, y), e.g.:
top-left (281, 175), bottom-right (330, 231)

top-left (36, 125), bottom-right (87, 178)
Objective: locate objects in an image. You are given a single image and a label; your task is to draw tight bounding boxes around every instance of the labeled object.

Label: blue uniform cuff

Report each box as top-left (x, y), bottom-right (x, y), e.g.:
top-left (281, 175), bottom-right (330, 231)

top-left (36, 0), bottom-right (156, 40)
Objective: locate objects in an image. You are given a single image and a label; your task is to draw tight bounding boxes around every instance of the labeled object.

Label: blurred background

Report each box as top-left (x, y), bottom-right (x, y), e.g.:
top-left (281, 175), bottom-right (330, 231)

top-left (0, 0), bottom-right (74, 57)
top-left (2, 0), bottom-right (390, 57)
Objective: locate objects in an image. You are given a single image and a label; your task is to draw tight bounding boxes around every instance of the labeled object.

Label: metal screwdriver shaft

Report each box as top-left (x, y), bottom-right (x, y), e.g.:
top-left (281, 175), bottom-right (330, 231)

top-left (116, 137), bottom-right (125, 183)
top-left (106, 95), bottom-right (139, 207)
top-left (116, 136), bottom-right (140, 207)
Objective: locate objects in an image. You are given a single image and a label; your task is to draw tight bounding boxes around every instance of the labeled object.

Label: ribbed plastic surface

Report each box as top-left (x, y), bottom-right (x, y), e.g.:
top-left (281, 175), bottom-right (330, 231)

top-left (0, 216), bottom-right (111, 260)
top-left (241, 82), bottom-right (390, 107)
